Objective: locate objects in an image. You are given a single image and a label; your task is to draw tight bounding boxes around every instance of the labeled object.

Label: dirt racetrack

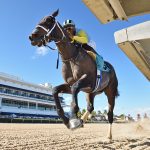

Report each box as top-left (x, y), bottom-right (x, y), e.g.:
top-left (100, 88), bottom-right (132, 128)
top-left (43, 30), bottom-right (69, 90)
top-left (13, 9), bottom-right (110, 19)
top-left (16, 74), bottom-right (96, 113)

top-left (0, 119), bottom-right (150, 150)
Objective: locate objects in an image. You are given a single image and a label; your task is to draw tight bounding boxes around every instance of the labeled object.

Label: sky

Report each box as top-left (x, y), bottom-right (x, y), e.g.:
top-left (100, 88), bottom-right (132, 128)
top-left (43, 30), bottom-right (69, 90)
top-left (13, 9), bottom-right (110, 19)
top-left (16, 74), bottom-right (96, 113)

top-left (0, 0), bottom-right (150, 118)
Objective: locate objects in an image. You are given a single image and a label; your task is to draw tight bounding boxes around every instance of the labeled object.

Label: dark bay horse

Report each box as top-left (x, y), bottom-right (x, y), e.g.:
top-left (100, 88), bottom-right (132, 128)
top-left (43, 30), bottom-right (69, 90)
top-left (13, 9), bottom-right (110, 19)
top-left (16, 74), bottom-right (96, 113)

top-left (29, 10), bottom-right (119, 140)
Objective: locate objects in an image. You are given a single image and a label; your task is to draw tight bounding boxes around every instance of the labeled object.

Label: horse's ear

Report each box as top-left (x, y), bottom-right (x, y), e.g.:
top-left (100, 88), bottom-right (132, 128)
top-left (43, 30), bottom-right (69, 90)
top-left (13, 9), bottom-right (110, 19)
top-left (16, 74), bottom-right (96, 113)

top-left (52, 9), bottom-right (59, 18)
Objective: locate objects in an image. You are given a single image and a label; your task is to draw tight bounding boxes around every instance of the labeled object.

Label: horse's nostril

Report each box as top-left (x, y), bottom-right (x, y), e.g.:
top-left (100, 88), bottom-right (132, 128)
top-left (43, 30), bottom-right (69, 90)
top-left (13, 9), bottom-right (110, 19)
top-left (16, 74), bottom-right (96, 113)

top-left (29, 36), bottom-right (32, 41)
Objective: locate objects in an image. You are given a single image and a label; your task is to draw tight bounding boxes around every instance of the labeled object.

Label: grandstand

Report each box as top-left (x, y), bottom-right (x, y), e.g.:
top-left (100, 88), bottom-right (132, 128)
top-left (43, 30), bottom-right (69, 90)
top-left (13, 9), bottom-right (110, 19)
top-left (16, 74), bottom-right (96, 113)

top-left (0, 72), bottom-right (66, 119)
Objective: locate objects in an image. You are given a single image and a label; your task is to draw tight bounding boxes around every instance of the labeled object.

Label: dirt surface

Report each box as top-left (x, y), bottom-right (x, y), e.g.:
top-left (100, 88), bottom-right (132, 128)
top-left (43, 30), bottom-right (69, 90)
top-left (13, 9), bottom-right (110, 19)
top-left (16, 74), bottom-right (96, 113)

top-left (0, 119), bottom-right (150, 150)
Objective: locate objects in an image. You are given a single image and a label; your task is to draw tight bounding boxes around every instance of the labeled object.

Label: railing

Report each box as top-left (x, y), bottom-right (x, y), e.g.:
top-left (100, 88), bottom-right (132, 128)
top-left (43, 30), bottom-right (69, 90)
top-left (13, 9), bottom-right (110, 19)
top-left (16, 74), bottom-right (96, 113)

top-left (0, 91), bottom-right (56, 104)
top-left (1, 106), bottom-right (57, 115)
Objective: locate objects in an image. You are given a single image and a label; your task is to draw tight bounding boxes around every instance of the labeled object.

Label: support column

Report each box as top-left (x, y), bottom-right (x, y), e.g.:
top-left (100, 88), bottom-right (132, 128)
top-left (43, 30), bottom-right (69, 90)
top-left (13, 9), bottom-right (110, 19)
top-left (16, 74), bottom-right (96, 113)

top-left (36, 103), bottom-right (38, 110)
top-left (0, 97), bottom-right (2, 108)
top-left (28, 102), bottom-right (29, 109)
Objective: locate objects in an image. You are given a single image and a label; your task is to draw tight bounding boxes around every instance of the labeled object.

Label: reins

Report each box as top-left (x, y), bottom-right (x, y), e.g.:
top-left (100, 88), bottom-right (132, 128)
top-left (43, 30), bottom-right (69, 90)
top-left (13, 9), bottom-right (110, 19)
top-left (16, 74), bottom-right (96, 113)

top-left (36, 18), bottom-right (80, 68)
top-left (44, 44), bottom-right (59, 69)
top-left (45, 43), bottom-right (79, 69)
top-left (44, 44), bottom-right (57, 51)
top-left (61, 49), bottom-right (79, 63)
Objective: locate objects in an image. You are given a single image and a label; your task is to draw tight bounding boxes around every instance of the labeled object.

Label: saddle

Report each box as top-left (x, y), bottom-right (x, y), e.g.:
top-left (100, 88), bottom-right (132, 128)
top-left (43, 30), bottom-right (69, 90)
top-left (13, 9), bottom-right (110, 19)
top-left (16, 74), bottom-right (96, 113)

top-left (73, 42), bottom-right (110, 93)
top-left (92, 68), bottom-right (110, 93)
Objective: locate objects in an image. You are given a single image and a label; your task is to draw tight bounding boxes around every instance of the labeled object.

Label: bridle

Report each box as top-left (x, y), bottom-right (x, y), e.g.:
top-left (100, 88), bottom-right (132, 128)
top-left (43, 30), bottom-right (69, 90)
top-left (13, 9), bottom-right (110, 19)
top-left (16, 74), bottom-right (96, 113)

top-left (34, 17), bottom-right (79, 65)
top-left (35, 17), bottom-right (67, 68)
top-left (36, 17), bottom-right (66, 46)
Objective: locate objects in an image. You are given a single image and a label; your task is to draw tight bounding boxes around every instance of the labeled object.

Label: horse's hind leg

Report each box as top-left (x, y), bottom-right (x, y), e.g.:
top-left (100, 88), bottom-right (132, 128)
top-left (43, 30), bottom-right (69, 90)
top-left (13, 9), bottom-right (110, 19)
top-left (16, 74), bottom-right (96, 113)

top-left (52, 83), bottom-right (71, 128)
top-left (107, 97), bottom-right (115, 140)
top-left (81, 93), bottom-right (95, 123)
top-left (105, 89), bottom-right (115, 140)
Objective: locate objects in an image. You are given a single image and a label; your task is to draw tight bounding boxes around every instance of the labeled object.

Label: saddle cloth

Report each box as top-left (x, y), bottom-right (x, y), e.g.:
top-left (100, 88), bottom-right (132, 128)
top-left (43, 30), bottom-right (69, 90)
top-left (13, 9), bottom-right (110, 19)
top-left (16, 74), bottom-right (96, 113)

top-left (92, 69), bottom-right (110, 93)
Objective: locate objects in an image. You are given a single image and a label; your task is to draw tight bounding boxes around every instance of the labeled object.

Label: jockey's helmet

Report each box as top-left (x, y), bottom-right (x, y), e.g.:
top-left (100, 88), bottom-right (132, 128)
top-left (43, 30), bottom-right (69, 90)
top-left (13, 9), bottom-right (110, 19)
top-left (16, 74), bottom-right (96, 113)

top-left (63, 20), bottom-right (75, 28)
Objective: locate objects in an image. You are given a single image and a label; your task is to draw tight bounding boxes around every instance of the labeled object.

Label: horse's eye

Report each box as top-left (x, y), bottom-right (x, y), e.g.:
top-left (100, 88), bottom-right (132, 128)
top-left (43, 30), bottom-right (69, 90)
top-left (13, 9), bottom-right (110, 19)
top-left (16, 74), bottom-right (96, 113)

top-left (46, 18), bottom-right (51, 23)
top-left (52, 17), bottom-right (55, 22)
top-left (46, 18), bottom-right (55, 25)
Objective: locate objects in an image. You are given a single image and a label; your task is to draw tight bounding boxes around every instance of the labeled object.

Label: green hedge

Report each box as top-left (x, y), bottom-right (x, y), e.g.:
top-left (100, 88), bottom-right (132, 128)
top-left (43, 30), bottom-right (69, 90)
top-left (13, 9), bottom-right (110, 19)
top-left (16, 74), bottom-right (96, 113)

top-left (12, 118), bottom-right (23, 123)
top-left (0, 118), bottom-right (12, 123)
top-left (41, 119), bottom-right (50, 123)
top-left (0, 118), bottom-right (63, 123)
top-left (23, 119), bottom-right (33, 123)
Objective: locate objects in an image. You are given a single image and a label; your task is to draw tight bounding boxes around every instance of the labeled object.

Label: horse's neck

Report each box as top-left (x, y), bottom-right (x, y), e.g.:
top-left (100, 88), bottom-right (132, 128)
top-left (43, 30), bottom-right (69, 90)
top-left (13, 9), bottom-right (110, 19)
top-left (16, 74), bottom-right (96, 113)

top-left (56, 40), bottom-right (76, 61)
top-left (54, 22), bottom-right (77, 60)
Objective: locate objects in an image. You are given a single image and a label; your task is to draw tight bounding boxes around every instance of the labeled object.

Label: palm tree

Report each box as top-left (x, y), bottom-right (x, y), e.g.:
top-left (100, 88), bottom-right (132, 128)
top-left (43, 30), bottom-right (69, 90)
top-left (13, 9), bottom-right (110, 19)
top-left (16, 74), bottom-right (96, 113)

top-left (119, 114), bottom-right (125, 120)
top-left (103, 109), bottom-right (107, 115)
top-left (81, 108), bottom-right (86, 115)
top-left (97, 110), bottom-right (102, 115)
top-left (92, 110), bottom-right (96, 117)
top-left (77, 111), bottom-right (82, 118)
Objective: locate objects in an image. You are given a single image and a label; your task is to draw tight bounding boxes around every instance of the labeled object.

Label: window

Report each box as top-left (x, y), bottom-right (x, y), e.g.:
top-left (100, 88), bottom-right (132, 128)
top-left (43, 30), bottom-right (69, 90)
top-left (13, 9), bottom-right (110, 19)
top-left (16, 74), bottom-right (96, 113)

top-left (5, 89), bottom-right (12, 94)
top-left (36, 94), bottom-right (41, 99)
top-left (22, 92), bottom-right (28, 96)
top-left (29, 103), bottom-right (36, 109)
top-left (2, 98), bottom-right (28, 108)
top-left (29, 93), bottom-right (35, 98)
top-left (2, 99), bottom-right (12, 106)
top-left (14, 90), bottom-right (21, 95)
top-left (38, 104), bottom-right (51, 110)
top-left (0, 87), bottom-right (4, 93)
top-left (48, 96), bottom-right (54, 102)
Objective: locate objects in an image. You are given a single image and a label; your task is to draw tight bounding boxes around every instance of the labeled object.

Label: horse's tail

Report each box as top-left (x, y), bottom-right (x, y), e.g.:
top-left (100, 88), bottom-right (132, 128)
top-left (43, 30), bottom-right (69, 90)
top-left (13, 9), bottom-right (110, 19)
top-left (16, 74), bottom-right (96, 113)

top-left (112, 66), bottom-right (119, 98)
top-left (105, 61), bottom-right (119, 98)
top-left (115, 88), bottom-right (119, 98)
top-left (113, 68), bottom-right (119, 98)
top-left (112, 71), bottom-right (119, 98)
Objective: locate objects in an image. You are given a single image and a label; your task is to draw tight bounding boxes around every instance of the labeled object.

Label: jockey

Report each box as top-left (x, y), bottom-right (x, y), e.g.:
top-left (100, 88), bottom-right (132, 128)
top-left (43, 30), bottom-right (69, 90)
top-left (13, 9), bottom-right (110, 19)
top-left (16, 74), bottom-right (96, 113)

top-left (63, 19), bottom-right (109, 72)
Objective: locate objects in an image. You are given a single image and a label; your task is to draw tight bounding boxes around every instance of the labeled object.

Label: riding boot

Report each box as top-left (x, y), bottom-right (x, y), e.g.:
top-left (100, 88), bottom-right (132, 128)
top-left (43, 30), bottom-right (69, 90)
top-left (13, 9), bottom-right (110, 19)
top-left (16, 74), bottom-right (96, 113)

top-left (96, 55), bottom-right (110, 72)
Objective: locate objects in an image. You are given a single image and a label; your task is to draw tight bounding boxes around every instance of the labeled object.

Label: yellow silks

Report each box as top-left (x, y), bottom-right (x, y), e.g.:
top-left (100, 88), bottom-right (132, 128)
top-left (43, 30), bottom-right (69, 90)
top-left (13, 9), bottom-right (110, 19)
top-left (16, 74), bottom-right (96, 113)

top-left (73, 30), bottom-right (88, 44)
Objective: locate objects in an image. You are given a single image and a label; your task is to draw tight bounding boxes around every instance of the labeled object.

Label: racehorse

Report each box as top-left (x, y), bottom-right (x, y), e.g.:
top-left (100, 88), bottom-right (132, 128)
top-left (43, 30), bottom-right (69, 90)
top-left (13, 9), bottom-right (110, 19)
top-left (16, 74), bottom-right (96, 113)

top-left (29, 10), bottom-right (119, 140)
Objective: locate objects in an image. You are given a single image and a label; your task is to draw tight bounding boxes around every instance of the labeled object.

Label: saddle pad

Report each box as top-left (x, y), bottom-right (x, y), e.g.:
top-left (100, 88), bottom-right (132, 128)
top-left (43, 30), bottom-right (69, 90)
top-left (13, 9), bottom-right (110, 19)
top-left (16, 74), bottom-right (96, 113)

top-left (92, 70), bottom-right (110, 93)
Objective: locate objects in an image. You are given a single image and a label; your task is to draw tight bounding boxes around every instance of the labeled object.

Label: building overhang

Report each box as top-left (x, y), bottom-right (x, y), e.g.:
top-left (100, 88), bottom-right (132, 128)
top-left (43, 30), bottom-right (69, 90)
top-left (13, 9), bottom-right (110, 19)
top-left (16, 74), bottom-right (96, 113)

top-left (82, 0), bottom-right (150, 81)
top-left (114, 21), bottom-right (150, 80)
top-left (82, 0), bottom-right (150, 24)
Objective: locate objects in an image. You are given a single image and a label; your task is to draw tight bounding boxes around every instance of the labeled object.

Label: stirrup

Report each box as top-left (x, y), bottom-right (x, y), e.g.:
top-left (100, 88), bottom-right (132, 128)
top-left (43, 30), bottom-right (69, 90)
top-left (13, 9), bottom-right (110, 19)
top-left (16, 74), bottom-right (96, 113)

top-left (92, 70), bottom-right (102, 93)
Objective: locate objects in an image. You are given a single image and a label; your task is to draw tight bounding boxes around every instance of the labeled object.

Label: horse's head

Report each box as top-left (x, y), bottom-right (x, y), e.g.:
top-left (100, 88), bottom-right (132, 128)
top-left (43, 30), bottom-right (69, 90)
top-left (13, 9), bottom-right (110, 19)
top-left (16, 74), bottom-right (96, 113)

top-left (29, 9), bottom-right (65, 47)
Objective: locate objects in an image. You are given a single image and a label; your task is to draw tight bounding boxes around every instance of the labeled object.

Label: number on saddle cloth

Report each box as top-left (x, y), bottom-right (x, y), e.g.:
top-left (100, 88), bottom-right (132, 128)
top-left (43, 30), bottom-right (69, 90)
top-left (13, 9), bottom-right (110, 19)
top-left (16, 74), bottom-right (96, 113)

top-left (92, 56), bottom-right (110, 93)
top-left (73, 41), bottom-right (110, 72)
top-left (96, 55), bottom-right (110, 72)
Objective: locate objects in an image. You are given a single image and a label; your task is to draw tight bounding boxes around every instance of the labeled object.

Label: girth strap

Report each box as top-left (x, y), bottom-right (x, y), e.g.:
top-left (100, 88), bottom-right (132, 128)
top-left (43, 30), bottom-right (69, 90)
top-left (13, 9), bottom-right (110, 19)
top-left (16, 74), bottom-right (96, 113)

top-left (92, 70), bottom-right (102, 93)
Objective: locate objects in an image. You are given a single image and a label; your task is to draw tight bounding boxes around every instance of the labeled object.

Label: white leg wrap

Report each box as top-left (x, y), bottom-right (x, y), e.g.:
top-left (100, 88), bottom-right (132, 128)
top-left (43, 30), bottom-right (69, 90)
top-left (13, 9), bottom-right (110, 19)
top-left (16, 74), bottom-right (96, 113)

top-left (81, 111), bottom-right (90, 123)
top-left (107, 124), bottom-right (112, 140)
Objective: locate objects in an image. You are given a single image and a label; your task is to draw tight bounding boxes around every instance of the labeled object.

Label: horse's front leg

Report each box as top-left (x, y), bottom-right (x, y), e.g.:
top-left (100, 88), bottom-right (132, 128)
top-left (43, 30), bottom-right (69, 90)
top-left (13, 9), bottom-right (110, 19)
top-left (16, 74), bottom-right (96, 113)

top-left (69, 74), bottom-right (90, 129)
top-left (52, 83), bottom-right (71, 128)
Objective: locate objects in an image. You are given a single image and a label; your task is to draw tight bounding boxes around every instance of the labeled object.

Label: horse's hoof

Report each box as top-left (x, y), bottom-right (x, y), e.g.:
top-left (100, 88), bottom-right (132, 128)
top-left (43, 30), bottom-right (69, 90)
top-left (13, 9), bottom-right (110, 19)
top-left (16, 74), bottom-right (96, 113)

top-left (69, 118), bottom-right (83, 130)
top-left (107, 135), bottom-right (112, 142)
top-left (65, 123), bottom-right (70, 129)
